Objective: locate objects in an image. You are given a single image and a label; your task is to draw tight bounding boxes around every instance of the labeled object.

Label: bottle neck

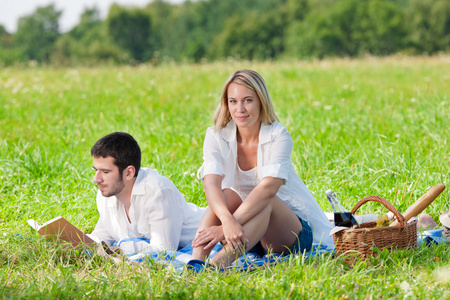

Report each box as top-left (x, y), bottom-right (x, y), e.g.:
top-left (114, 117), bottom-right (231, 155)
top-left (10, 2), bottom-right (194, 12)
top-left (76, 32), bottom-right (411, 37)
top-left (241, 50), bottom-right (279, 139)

top-left (326, 191), bottom-right (348, 213)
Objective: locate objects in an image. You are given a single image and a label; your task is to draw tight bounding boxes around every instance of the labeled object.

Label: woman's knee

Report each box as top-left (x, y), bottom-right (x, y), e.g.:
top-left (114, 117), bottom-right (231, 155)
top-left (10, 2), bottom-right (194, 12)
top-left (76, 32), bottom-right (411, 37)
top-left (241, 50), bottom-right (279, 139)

top-left (270, 197), bottom-right (299, 222)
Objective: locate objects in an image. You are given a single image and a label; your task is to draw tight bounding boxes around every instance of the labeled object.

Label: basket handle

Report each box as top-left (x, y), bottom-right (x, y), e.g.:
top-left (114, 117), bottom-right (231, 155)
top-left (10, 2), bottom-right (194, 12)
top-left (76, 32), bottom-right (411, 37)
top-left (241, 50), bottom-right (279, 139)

top-left (350, 195), bottom-right (406, 226)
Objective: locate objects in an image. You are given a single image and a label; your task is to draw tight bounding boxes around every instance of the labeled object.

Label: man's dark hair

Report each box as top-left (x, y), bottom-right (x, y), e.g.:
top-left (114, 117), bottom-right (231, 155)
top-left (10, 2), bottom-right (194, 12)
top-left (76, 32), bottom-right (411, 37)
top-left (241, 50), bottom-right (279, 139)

top-left (91, 132), bottom-right (141, 177)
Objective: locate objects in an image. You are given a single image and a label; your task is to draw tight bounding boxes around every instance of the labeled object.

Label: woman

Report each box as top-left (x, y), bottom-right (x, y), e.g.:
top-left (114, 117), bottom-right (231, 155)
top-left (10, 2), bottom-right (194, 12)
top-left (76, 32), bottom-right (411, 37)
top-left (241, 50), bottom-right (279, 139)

top-left (188, 69), bottom-right (333, 270)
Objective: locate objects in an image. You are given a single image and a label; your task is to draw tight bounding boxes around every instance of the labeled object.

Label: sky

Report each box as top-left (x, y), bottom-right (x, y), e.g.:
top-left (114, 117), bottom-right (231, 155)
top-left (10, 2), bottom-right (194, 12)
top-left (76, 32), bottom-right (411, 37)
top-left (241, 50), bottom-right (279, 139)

top-left (0, 0), bottom-right (183, 33)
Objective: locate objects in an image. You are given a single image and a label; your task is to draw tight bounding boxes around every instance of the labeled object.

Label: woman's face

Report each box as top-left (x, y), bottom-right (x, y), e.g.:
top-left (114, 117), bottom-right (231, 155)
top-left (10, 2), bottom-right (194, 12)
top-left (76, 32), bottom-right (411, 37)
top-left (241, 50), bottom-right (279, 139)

top-left (227, 82), bottom-right (261, 131)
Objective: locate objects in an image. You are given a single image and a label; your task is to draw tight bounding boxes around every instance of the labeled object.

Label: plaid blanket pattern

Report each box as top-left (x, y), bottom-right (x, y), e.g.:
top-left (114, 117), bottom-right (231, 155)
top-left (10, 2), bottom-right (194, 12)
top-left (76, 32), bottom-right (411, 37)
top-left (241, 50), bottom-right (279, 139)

top-left (115, 229), bottom-right (445, 273)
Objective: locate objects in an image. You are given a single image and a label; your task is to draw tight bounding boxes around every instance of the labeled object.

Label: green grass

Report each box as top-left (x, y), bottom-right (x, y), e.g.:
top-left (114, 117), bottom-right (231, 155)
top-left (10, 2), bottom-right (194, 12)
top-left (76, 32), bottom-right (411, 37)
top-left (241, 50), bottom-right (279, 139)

top-left (0, 55), bottom-right (449, 298)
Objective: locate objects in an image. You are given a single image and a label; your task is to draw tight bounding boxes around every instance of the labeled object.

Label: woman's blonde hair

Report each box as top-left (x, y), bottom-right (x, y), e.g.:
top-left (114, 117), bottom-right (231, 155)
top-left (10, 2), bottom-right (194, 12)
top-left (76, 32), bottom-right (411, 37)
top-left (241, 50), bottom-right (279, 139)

top-left (214, 69), bottom-right (278, 130)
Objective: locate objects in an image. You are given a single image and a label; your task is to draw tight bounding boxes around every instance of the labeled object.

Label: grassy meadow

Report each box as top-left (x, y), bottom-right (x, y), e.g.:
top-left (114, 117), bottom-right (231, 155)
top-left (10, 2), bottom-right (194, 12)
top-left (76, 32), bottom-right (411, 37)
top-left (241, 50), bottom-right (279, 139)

top-left (0, 56), bottom-right (449, 299)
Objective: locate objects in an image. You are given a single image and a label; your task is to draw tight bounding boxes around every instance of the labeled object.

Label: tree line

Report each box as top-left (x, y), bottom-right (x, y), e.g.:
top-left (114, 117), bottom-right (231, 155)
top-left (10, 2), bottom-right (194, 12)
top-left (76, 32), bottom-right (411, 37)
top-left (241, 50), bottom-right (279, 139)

top-left (1, 0), bottom-right (449, 66)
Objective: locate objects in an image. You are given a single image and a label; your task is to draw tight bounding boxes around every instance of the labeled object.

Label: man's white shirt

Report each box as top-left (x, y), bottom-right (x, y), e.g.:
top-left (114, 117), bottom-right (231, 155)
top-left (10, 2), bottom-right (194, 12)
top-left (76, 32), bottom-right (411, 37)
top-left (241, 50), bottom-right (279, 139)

top-left (89, 168), bottom-right (205, 253)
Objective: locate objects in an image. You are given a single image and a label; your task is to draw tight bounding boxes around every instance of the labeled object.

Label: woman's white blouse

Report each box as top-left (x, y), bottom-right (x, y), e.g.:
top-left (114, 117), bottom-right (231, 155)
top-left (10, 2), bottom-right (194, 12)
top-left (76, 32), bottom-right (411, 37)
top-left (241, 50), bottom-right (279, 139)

top-left (198, 120), bottom-right (334, 248)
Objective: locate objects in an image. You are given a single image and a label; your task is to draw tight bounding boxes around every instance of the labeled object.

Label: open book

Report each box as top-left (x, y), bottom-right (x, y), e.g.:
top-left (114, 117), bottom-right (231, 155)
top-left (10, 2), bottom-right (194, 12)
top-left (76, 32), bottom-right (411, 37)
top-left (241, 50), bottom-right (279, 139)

top-left (27, 216), bottom-right (95, 248)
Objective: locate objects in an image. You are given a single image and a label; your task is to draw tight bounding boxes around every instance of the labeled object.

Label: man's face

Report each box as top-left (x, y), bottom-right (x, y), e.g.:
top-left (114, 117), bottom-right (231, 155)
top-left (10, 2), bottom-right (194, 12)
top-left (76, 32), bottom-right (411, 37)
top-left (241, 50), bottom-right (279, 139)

top-left (92, 156), bottom-right (125, 197)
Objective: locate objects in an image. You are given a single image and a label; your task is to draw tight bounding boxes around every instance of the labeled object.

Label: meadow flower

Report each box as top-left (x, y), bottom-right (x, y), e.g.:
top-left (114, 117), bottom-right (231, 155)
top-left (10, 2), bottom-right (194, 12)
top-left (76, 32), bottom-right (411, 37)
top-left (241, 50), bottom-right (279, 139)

top-left (434, 265), bottom-right (450, 283)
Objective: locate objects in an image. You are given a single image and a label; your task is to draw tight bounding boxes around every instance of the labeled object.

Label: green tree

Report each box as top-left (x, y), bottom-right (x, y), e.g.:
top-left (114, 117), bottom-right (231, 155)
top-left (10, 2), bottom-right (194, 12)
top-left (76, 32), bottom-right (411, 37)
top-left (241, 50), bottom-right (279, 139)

top-left (106, 4), bottom-right (152, 62)
top-left (6, 0), bottom-right (450, 65)
top-left (50, 7), bottom-right (97, 66)
top-left (285, 0), bottom-right (406, 58)
top-left (282, 0), bottom-right (310, 22)
top-left (13, 4), bottom-right (62, 63)
top-left (145, 0), bottom-right (177, 62)
top-left (167, 0), bottom-right (205, 61)
top-left (353, 0), bottom-right (406, 55)
top-left (406, 0), bottom-right (450, 54)
top-left (209, 11), bottom-right (286, 60)
top-left (52, 23), bottom-right (129, 65)
top-left (146, 0), bottom-right (287, 62)
top-left (0, 25), bottom-right (9, 45)
top-left (0, 24), bottom-right (22, 66)
top-left (53, 6), bottom-right (125, 66)
top-left (51, 6), bottom-right (131, 66)
top-left (69, 7), bottom-right (102, 40)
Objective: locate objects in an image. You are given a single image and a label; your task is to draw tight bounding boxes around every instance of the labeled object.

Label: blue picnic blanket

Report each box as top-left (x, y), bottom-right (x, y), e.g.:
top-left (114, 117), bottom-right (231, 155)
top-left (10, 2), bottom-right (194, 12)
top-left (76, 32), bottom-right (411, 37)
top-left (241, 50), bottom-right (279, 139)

top-left (114, 229), bottom-right (447, 273)
top-left (418, 229), bottom-right (445, 245)
top-left (122, 242), bottom-right (333, 273)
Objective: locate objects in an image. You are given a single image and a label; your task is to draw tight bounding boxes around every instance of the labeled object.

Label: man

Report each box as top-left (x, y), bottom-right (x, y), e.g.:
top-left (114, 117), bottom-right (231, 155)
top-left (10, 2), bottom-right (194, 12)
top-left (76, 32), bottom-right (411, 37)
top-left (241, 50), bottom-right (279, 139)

top-left (89, 132), bottom-right (205, 254)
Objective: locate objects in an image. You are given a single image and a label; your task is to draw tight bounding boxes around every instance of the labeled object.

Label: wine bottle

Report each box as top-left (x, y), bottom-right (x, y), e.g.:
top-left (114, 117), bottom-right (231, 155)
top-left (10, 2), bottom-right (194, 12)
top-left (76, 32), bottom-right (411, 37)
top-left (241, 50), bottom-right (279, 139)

top-left (326, 189), bottom-right (359, 227)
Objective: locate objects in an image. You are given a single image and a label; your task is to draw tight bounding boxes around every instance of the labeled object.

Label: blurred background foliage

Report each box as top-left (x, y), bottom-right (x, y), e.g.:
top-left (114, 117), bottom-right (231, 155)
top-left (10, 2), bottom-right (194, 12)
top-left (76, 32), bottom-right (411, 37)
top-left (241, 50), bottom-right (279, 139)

top-left (0, 0), bottom-right (449, 67)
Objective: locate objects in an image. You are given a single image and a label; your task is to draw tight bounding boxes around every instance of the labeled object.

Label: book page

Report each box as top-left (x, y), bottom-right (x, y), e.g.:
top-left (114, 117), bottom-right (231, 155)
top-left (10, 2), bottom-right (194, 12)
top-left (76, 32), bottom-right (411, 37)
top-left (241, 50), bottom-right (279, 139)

top-left (34, 216), bottom-right (95, 248)
top-left (27, 219), bottom-right (41, 230)
top-left (41, 216), bottom-right (64, 227)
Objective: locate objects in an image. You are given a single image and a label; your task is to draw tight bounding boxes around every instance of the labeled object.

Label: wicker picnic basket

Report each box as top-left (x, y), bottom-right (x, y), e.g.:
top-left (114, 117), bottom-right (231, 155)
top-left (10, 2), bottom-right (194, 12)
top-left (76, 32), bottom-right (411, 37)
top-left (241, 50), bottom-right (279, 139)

top-left (333, 195), bottom-right (418, 259)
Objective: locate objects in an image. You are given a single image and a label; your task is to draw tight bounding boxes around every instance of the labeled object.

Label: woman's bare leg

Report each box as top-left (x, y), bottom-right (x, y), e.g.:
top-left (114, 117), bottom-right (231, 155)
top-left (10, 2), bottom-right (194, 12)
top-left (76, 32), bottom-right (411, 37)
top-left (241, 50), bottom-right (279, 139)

top-left (190, 189), bottom-right (242, 261)
top-left (260, 196), bottom-right (302, 253)
top-left (209, 203), bottom-right (272, 267)
top-left (210, 196), bottom-right (302, 268)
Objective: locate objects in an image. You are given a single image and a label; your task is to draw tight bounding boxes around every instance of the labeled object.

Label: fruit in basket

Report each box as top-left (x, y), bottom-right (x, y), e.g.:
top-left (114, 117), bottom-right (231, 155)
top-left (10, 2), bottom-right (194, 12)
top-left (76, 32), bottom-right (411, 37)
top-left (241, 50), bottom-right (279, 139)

top-left (376, 214), bottom-right (391, 227)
